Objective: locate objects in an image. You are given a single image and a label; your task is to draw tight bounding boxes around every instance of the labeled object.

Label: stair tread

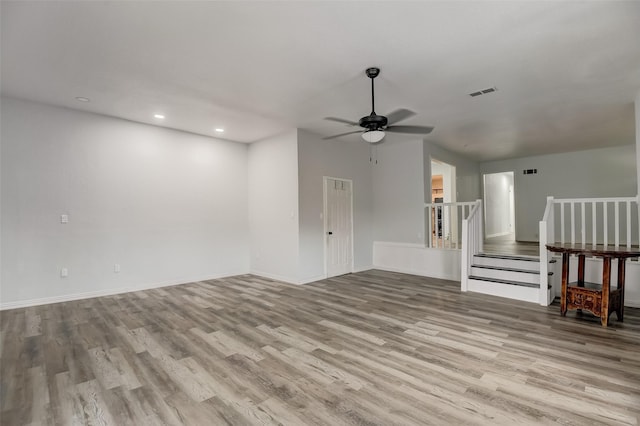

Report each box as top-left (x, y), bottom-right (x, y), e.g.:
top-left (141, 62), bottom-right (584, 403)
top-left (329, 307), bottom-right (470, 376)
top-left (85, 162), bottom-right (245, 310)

top-left (470, 264), bottom-right (553, 276)
top-left (475, 253), bottom-right (540, 262)
top-left (468, 275), bottom-right (540, 288)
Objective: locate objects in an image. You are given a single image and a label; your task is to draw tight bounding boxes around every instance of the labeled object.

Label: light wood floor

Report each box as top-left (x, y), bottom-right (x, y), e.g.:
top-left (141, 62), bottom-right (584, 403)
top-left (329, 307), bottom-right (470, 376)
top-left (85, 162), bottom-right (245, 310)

top-left (2, 270), bottom-right (639, 425)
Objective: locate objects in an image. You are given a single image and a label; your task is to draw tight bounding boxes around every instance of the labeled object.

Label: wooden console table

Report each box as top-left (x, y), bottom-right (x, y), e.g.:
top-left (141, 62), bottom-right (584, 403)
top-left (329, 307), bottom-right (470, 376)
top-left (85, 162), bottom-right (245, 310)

top-left (546, 243), bottom-right (640, 327)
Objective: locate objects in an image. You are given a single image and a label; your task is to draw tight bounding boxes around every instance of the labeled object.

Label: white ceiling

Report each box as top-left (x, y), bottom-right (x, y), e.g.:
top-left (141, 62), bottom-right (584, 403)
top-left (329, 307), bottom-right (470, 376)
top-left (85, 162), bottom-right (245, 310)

top-left (2, 1), bottom-right (639, 161)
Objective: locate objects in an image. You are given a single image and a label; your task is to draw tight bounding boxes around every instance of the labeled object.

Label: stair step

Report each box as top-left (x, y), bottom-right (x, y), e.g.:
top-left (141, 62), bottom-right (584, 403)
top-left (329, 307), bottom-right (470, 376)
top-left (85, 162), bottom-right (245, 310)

top-left (468, 275), bottom-right (552, 289)
top-left (470, 264), bottom-right (553, 276)
top-left (475, 252), bottom-right (557, 263)
top-left (475, 253), bottom-right (539, 262)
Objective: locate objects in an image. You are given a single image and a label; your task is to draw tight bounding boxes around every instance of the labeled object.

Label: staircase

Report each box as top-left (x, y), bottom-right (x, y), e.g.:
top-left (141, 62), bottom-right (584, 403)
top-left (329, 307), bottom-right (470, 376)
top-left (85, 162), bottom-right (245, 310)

top-left (467, 253), bottom-right (555, 304)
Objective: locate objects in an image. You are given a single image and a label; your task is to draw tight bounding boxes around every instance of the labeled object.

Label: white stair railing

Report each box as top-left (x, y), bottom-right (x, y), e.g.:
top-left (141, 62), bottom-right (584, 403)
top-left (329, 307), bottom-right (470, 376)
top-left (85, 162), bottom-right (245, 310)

top-left (539, 197), bottom-right (556, 305)
top-left (460, 199), bottom-right (483, 292)
top-left (539, 195), bottom-right (639, 305)
top-left (425, 201), bottom-right (478, 249)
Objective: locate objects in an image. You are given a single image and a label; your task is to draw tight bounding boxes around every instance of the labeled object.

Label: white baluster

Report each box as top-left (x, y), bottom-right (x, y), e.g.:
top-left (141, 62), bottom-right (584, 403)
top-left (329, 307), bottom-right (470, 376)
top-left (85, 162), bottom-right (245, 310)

top-left (604, 202), bottom-right (608, 246)
top-left (580, 201), bottom-right (585, 245)
top-left (615, 201), bottom-right (620, 247)
top-left (570, 202), bottom-right (575, 244)
top-left (560, 203), bottom-right (565, 244)
top-left (626, 201), bottom-right (631, 248)
top-left (592, 202), bottom-right (597, 247)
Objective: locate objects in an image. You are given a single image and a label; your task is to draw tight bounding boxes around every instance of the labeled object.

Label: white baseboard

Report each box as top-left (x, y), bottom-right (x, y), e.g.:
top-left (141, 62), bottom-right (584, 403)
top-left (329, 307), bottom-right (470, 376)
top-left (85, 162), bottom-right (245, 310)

top-left (353, 265), bottom-right (374, 274)
top-left (249, 270), bottom-right (299, 285)
top-left (0, 271), bottom-right (248, 311)
top-left (486, 231), bottom-right (514, 239)
top-left (297, 274), bottom-right (327, 285)
top-left (373, 264), bottom-right (459, 282)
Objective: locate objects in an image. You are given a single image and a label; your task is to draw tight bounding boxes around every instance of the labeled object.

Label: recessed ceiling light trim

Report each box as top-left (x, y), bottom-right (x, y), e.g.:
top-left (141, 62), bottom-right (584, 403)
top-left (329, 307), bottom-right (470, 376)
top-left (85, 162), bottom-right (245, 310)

top-left (75, 96), bottom-right (90, 102)
top-left (154, 114), bottom-right (165, 119)
top-left (215, 128), bottom-right (224, 133)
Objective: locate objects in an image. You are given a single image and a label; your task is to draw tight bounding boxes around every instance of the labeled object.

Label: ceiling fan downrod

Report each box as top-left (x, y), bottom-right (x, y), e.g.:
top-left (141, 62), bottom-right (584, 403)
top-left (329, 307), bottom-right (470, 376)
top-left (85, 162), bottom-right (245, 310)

top-left (366, 67), bottom-right (380, 116)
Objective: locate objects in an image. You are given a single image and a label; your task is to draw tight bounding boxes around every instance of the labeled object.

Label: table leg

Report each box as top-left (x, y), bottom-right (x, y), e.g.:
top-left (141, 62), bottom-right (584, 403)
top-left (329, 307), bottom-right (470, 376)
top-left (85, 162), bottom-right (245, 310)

top-left (561, 253), bottom-right (569, 316)
top-left (577, 255), bottom-right (585, 285)
top-left (576, 254), bottom-right (585, 314)
top-left (617, 258), bottom-right (625, 322)
top-left (601, 257), bottom-right (611, 327)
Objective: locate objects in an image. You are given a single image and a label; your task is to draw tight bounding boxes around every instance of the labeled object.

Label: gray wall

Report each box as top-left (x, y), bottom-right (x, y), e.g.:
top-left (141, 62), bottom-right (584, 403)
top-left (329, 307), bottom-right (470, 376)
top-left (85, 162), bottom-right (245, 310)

top-left (248, 130), bottom-right (300, 282)
top-left (481, 145), bottom-right (637, 241)
top-left (1, 97), bottom-right (250, 306)
top-left (373, 139), bottom-right (425, 243)
top-left (297, 130), bottom-right (373, 281)
top-left (424, 142), bottom-right (482, 203)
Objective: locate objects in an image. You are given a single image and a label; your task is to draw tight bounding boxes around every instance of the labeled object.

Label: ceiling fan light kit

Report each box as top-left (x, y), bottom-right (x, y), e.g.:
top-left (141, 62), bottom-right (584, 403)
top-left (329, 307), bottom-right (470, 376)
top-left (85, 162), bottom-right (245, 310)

top-left (324, 67), bottom-right (434, 142)
top-left (362, 130), bottom-right (385, 143)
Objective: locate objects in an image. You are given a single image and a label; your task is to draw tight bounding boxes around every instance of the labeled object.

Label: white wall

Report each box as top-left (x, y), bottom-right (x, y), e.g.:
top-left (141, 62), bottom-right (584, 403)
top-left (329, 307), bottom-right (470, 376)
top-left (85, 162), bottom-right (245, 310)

top-left (373, 139), bottom-right (425, 244)
top-left (481, 145), bottom-right (637, 241)
top-left (248, 130), bottom-right (299, 283)
top-left (297, 130), bottom-right (373, 282)
top-left (1, 97), bottom-right (249, 308)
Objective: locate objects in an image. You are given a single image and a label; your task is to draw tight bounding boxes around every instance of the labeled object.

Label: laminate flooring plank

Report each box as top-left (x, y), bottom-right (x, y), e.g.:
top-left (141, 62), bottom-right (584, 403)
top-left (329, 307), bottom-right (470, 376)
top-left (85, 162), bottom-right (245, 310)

top-left (2, 270), bottom-right (640, 425)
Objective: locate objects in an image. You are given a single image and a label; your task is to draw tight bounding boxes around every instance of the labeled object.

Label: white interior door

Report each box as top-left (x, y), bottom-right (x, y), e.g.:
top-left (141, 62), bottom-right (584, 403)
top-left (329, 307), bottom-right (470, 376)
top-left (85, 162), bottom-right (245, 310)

top-left (324, 177), bottom-right (353, 278)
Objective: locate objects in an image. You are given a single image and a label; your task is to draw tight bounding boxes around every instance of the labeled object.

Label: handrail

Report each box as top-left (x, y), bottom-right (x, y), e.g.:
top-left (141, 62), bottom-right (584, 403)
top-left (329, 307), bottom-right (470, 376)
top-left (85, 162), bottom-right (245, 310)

top-left (538, 196), bottom-right (555, 305)
top-left (548, 196), bottom-right (638, 247)
top-left (551, 196), bottom-right (637, 204)
top-left (460, 199), bottom-right (483, 292)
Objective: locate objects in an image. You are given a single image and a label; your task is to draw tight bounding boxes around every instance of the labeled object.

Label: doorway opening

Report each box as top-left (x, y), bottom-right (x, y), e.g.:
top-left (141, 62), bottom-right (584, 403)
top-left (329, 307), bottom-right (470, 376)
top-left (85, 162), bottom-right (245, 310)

top-left (323, 177), bottom-right (354, 278)
top-left (430, 159), bottom-right (456, 246)
top-left (483, 171), bottom-right (515, 243)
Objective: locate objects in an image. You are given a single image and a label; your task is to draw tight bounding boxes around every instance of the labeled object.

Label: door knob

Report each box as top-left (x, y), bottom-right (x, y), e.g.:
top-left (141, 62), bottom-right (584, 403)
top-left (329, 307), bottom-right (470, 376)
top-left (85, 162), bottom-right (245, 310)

top-left (327, 231), bottom-right (333, 235)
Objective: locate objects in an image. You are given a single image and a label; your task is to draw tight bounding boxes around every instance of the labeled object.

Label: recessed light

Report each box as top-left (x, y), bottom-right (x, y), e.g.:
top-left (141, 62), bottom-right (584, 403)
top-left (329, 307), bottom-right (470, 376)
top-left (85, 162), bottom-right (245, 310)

top-left (215, 128), bottom-right (224, 133)
top-left (75, 97), bottom-right (90, 102)
top-left (154, 114), bottom-right (165, 119)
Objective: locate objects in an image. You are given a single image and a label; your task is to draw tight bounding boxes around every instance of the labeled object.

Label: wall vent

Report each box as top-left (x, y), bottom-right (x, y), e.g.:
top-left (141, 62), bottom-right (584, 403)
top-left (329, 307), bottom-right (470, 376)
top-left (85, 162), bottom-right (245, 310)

top-left (523, 169), bottom-right (537, 175)
top-left (469, 87), bottom-right (498, 97)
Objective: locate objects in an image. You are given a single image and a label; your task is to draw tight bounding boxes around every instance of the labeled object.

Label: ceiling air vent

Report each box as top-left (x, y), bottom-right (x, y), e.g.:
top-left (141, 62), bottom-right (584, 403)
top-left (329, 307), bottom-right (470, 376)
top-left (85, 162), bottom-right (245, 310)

top-left (469, 87), bottom-right (498, 97)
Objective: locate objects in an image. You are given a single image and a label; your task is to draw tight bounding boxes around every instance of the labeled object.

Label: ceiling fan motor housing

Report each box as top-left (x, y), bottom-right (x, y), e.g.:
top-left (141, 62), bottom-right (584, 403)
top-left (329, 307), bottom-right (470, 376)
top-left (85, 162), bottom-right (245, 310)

top-left (359, 114), bottom-right (387, 130)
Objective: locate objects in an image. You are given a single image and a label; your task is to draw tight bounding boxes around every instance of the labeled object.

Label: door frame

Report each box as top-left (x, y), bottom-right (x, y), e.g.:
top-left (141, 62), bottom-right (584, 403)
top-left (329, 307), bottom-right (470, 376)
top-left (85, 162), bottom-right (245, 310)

top-left (323, 176), bottom-right (355, 278)
top-left (430, 157), bottom-right (457, 244)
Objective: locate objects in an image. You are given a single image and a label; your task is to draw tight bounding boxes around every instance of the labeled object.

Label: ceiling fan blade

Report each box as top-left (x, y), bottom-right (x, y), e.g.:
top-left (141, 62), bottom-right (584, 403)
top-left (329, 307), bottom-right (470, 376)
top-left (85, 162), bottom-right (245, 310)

top-left (385, 125), bottom-right (434, 135)
top-left (385, 108), bottom-right (416, 125)
top-left (324, 117), bottom-right (359, 126)
top-left (322, 130), bottom-right (363, 140)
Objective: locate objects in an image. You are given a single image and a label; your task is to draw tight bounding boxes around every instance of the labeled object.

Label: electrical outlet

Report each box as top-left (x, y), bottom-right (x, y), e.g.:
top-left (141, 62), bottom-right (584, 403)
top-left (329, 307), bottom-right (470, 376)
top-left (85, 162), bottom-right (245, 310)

top-left (60, 214), bottom-right (69, 224)
top-left (60, 267), bottom-right (68, 278)
top-left (114, 264), bottom-right (121, 273)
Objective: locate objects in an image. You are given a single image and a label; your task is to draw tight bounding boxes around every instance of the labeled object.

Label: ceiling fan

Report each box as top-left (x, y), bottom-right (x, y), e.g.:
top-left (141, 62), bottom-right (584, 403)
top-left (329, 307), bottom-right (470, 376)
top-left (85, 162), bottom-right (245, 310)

top-left (323, 67), bottom-right (434, 143)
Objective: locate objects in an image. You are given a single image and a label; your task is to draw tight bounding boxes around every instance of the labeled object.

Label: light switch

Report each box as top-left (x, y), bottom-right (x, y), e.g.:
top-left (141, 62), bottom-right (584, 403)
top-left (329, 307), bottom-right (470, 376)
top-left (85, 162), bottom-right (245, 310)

top-left (60, 267), bottom-right (68, 278)
top-left (60, 214), bottom-right (69, 224)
